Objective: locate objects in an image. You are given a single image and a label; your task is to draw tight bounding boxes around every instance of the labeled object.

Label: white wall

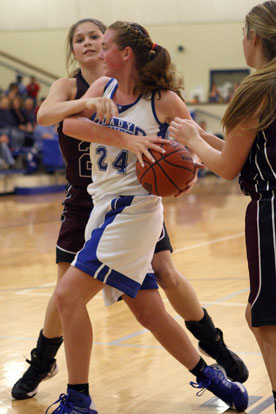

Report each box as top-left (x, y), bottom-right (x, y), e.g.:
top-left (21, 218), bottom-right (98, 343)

top-left (0, 20), bottom-right (247, 101)
top-left (0, 0), bottom-right (263, 29)
top-left (0, 0), bottom-right (259, 112)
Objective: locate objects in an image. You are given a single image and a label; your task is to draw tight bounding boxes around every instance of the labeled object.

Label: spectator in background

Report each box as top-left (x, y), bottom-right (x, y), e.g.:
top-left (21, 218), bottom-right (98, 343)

top-left (226, 82), bottom-right (241, 102)
top-left (25, 124), bottom-right (63, 174)
top-left (23, 97), bottom-right (37, 127)
top-left (15, 73), bottom-right (27, 98)
top-left (208, 83), bottom-right (222, 103)
top-left (26, 76), bottom-right (40, 106)
top-left (5, 83), bottom-right (19, 101)
top-left (10, 96), bottom-right (34, 136)
top-left (0, 133), bottom-right (15, 169)
top-left (0, 95), bottom-right (31, 154)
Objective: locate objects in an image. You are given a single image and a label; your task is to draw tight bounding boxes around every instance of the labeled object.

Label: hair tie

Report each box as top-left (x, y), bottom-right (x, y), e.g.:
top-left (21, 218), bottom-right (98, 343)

top-left (151, 42), bottom-right (157, 51)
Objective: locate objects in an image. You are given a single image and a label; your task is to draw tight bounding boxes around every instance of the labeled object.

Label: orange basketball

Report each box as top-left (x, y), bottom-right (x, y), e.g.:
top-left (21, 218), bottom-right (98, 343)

top-left (136, 140), bottom-right (195, 197)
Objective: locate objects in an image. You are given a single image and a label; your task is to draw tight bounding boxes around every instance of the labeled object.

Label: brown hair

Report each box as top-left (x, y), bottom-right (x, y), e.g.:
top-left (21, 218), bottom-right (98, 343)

top-left (66, 18), bottom-right (106, 77)
top-left (222, 1), bottom-right (276, 131)
top-left (107, 21), bottom-right (184, 99)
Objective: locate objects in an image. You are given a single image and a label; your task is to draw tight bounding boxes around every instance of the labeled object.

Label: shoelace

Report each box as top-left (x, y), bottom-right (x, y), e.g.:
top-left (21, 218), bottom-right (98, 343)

top-left (46, 393), bottom-right (89, 414)
top-left (46, 394), bottom-right (71, 413)
top-left (190, 378), bottom-right (212, 396)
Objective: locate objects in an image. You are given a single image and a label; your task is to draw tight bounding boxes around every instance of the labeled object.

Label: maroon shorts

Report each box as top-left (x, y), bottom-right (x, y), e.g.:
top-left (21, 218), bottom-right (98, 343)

top-left (56, 184), bottom-right (93, 263)
top-left (246, 195), bottom-right (276, 326)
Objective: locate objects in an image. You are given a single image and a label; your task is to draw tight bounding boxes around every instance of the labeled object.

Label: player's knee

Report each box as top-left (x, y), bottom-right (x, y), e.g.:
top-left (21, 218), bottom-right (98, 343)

top-left (55, 285), bottom-right (72, 316)
top-left (134, 309), bottom-right (162, 331)
top-left (155, 264), bottom-right (180, 290)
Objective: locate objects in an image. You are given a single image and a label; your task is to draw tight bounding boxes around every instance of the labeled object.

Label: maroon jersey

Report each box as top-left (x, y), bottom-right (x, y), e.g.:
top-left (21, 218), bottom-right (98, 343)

top-left (239, 119), bottom-right (276, 196)
top-left (58, 71), bottom-right (92, 188)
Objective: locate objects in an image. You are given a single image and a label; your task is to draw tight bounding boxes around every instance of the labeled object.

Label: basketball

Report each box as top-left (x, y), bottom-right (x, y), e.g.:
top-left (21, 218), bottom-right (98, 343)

top-left (136, 140), bottom-right (195, 197)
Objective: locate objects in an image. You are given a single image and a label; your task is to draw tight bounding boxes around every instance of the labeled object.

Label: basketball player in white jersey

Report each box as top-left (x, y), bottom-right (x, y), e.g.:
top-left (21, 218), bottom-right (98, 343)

top-left (45, 21), bottom-right (248, 414)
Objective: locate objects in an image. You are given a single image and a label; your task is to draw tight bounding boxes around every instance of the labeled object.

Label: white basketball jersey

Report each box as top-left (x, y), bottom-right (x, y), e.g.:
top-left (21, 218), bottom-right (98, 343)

top-left (87, 79), bottom-right (168, 202)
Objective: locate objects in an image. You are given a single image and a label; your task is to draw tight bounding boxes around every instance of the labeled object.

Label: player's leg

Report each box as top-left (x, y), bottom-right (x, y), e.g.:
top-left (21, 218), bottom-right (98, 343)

top-left (50, 266), bottom-right (102, 414)
top-left (11, 262), bottom-right (67, 400)
top-left (11, 186), bottom-right (92, 400)
top-left (152, 224), bottom-right (248, 383)
top-left (123, 289), bottom-right (200, 368)
top-left (123, 288), bottom-right (248, 412)
top-left (246, 302), bottom-right (276, 414)
top-left (245, 196), bottom-right (276, 407)
top-left (245, 303), bottom-right (273, 384)
top-left (55, 266), bottom-right (103, 384)
top-left (43, 262), bottom-right (70, 338)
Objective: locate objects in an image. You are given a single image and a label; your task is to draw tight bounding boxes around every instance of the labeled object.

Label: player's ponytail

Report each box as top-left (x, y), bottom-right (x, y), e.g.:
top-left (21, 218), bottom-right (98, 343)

top-left (108, 21), bottom-right (184, 99)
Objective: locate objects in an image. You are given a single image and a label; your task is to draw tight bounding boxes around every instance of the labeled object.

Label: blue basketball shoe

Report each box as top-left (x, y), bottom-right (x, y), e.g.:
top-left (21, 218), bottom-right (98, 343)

top-left (190, 365), bottom-right (248, 412)
top-left (46, 389), bottom-right (98, 414)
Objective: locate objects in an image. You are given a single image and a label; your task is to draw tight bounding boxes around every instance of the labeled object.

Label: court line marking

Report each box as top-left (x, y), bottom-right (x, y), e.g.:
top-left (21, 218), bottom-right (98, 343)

top-left (0, 334), bottom-right (262, 355)
top-left (247, 396), bottom-right (274, 414)
top-left (173, 232), bottom-right (244, 254)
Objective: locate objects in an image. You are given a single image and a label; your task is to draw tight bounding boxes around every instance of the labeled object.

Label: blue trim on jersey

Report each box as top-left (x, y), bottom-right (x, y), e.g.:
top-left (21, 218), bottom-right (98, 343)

top-left (118, 96), bottom-right (142, 114)
top-left (103, 78), bottom-right (117, 94)
top-left (151, 91), bottom-right (169, 138)
top-left (74, 195), bottom-right (155, 298)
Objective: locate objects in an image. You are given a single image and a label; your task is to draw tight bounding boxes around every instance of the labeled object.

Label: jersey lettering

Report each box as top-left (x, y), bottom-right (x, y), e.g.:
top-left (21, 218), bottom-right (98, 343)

top-left (78, 141), bottom-right (92, 177)
top-left (91, 116), bottom-right (146, 136)
top-left (96, 146), bottom-right (129, 174)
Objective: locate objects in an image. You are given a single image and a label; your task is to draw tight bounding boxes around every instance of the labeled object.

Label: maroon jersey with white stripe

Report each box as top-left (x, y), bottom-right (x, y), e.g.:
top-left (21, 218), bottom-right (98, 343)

top-left (58, 71), bottom-right (92, 188)
top-left (239, 119), bottom-right (276, 196)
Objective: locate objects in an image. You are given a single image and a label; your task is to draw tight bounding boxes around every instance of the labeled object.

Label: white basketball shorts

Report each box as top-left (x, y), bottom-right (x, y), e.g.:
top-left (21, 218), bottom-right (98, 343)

top-left (72, 194), bottom-right (163, 305)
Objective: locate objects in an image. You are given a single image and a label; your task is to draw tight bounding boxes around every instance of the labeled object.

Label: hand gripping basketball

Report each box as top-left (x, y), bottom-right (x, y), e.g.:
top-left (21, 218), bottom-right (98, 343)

top-left (136, 140), bottom-right (196, 197)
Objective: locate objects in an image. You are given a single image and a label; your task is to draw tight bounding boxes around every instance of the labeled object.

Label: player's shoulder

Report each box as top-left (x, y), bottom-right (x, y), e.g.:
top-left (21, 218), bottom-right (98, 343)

top-left (155, 89), bottom-right (182, 111)
top-left (51, 77), bottom-right (76, 88)
top-left (88, 76), bottom-right (113, 95)
top-left (159, 89), bottom-right (183, 102)
top-left (49, 77), bottom-right (77, 97)
top-left (155, 89), bottom-right (188, 122)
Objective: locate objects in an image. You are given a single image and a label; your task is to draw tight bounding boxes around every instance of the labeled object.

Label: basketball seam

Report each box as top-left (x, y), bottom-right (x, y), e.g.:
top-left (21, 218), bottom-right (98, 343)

top-left (137, 146), bottom-right (195, 196)
top-left (151, 151), bottom-right (195, 191)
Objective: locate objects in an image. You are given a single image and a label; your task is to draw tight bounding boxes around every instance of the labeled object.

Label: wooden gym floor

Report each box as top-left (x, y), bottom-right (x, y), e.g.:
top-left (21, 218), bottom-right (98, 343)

top-left (0, 175), bottom-right (273, 414)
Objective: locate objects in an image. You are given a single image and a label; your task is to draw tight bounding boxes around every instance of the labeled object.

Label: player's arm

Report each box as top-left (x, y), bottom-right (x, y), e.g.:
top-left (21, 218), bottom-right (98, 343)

top-left (190, 122), bottom-right (225, 151)
top-left (155, 91), bottom-right (204, 188)
top-left (37, 76), bottom-right (116, 126)
top-left (37, 78), bottom-right (91, 126)
top-left (169, 116), bottom-right (258, 179)
top-left (156, 90), bottom-right (224, 151)
top-left (63, 78), bottom-right (169, 165)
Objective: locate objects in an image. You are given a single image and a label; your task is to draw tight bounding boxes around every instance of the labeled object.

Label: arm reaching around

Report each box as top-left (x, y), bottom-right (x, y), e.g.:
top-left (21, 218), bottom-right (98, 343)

top-left (169, 117), bottom-right (258, 180)
top-left (63, 115), bottom-right (169, 166)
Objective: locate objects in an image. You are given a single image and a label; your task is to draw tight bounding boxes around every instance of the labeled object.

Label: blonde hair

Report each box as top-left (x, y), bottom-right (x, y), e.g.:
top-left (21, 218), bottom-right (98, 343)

top-left (222, 1), bottom-right (276, 131)
top-left (66, 18), bottom-right (106, 77)
top-left (107, 21), bottom-right (184, 99)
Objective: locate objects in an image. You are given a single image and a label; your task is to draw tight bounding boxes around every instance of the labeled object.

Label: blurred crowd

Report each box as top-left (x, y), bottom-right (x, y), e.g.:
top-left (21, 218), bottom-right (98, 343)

top-left (0, 73), bottom-right (63, 174)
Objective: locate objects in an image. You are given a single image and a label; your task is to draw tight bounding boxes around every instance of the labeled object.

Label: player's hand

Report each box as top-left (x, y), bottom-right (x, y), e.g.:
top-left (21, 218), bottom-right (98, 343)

top-left (174, 151), bottom-right (204, 197)
top-left (168, 118), bottom-right (201, 147)
top-left (85, 97), bottom-right (118, 123)
top-left (128, 136), bottom-right (170, 167)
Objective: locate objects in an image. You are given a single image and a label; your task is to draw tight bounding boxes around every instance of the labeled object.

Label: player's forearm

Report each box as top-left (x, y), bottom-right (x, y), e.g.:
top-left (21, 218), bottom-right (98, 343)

top-left (63, 116), bottom-right (129, 148)
top-left (37, 100), bottom-right (89, 126)
top-left (199, 130), bottom-right (224, 151)
top-left (188, 136), bottom-right (236, 179)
